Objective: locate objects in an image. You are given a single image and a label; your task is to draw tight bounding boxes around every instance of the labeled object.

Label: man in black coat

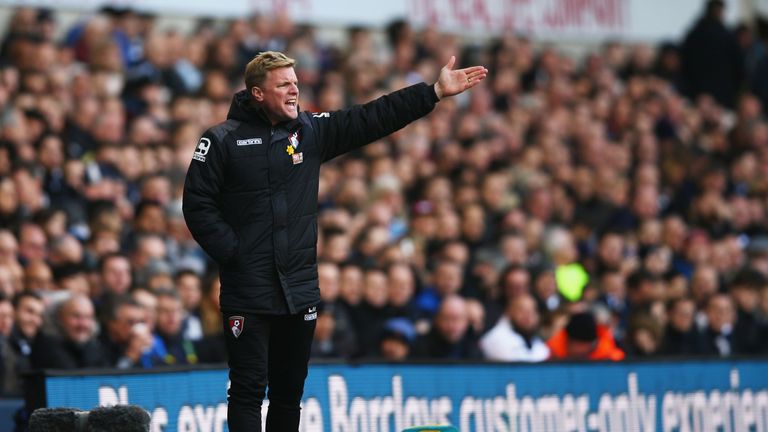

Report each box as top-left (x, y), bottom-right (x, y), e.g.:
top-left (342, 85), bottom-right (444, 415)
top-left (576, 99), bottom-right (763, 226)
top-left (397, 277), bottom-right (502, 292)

top-left (412, 295), bottom-right (482, 360)
top-left (3, 292), bottom-right (44, 395)
top-left (30, 294), bottom-right (111, 370)
top-left (182, 50), bottom-right (486, 431)
top-left (695, 293), bottom-right (743, 357)
top-left (681, 0), bottom-right (743, 108)
top-left (98, 296), bottom-right (153, 369)
top-left (661, 297), bottom-right (699, 356)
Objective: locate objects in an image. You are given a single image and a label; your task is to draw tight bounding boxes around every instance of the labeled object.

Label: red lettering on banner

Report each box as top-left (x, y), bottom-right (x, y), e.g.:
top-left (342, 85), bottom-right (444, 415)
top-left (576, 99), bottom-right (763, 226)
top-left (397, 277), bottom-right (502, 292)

top-left (431, 0), bottom-right (443, 27)
top-left (545, 9), bottom-right (556, 29)
top-left (450, 0), bottom-right (468, 27)
top-left (413, 0), bottom-right (441, 27)
top-left (412, 0), bottom-right (425, 22)
top-left (581, 0), bottom-right (593, 26)
top-left (594, 0), bottom-right (609, 26)
top-left (407, 0), bottom-right (622, 34)
top-left (543, 0), bottom-right (623, 31)
top-left (249, 0), bottom-right (311, 16)
top-left (271, 0), bottom-right (288, 14)
top-left (582, 0), bottom-right (594, 26)
top-left (473, 0), bottom-right (492, 28)
top-left (609, 0), bottom-right (623, 27)
top-left (248, 0), bottom-right (265, 12)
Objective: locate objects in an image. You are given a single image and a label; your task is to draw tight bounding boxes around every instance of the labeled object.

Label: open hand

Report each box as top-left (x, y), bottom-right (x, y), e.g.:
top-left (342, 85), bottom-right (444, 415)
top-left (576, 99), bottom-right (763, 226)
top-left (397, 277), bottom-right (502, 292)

top-left (434, 56), bottom-right (488, 100)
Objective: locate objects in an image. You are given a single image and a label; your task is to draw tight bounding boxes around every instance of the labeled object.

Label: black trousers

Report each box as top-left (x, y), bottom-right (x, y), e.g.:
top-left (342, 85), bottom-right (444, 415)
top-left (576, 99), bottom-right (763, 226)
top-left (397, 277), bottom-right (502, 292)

top-left (222, 310), bottom-right (316, 432)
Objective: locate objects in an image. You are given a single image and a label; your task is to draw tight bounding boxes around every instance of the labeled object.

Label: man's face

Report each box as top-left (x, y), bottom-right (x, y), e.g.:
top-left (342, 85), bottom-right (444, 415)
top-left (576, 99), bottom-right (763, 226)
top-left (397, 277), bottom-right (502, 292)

top-left (132, 290), bottom-right (157, 330)
top-left (318, 264), bottom-right (340, 302)
top-left (252, 66), bottom-right (299, 124)
top-left (388, 266), bottom-right (414, 306)
top-left (339, 266), bottom-right (363, 305)
top-left (436, 299), bottom-right (468, 344)
top-left (109, 304), bottom-right (145, 344)
top-left (707, 295), bottom-right (735, 333)
top-left (434, 263), bottom-right (462, 296)
top-left (136, 205), bottom-right (166, 234)
top-left (503, 269), bottom-right (530, 298)
top-left (380, 337), bottom-right (409, 361)
top-left (19, 225), bottom-right (47, 262)
top-left (731, 286), bottom-right (759, 312)
top-left (176, 274), bottom-right (202, 311)
top-left (25, 262), bottom-right (53, 291)
top-left (0, 232), bottom-right (18, 264)
top-left (510, 296), bottom-right (539, 336)
top-left (670, 299), bottom-right (695, 332)
top-left (15, 296), bottom-right (44, 339)
top-left (156, 295), bottom-right (184, 337)
top-left (102, 257), bottom-right (132, 294)
top-left (60, 298), bottom-right (96, 344)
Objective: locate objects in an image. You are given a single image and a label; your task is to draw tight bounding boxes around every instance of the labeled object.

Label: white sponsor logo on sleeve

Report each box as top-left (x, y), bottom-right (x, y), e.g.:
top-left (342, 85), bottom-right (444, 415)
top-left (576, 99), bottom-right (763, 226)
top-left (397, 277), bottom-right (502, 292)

top-left (192, 137), bottom-right (211, 162)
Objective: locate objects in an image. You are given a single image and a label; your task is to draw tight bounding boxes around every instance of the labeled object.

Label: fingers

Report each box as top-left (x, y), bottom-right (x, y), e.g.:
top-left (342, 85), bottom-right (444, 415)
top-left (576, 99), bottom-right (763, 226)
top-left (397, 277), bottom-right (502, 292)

top-left (466, 78), bottom-right (483, 90)
top-left (461, 65), bottom-right (487, 74)
top-left (464, 66), bottom-right (488, 86)
top-left (458, 68), bottom-right (488, 81)
top-left (444, 55), bottom-right (456, 71)
top-left (465, 71), bottom-right (488, 81)
top-left (462, 66), bottom-right (488, 79)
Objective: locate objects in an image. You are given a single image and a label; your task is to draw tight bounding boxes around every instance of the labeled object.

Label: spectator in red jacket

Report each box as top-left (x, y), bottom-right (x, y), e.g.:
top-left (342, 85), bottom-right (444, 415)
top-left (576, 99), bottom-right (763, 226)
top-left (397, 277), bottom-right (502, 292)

top-left (547, 311), bottom-right (625, 361)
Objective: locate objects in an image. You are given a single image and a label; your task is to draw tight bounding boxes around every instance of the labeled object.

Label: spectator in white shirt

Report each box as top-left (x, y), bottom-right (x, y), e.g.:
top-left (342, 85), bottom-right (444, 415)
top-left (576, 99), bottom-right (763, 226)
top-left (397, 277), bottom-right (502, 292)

top-left (480, 294), bottom-right (549, 362)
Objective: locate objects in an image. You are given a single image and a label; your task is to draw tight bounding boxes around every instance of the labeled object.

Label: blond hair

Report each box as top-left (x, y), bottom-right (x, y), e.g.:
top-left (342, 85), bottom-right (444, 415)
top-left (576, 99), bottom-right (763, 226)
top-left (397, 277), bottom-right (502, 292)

top-left (244, 51), bottom-right (296, 89)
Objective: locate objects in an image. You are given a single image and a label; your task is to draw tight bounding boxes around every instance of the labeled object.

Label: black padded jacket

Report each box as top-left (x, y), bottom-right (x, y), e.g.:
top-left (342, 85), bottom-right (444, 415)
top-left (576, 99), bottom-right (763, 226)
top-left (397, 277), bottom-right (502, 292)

top-left (183, 82), bottom-right (439, 314)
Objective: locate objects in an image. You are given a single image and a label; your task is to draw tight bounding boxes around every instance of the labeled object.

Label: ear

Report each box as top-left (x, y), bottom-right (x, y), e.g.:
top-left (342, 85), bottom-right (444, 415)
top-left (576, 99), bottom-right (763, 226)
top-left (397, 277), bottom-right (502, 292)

top-left (251, 86), bottom-right (263, 102)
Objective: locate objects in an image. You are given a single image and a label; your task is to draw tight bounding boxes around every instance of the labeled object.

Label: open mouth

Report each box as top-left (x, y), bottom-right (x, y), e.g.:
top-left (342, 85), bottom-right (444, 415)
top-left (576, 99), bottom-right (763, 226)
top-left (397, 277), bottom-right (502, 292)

top-left (286, 98), bottom-right (297, 108)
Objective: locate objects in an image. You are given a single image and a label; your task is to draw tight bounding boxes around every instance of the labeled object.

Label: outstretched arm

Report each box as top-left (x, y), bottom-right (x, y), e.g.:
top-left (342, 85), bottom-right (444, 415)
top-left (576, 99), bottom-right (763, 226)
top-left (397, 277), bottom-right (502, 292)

top-left (433, 56), bottom-right (488, 100)
top-left (313, 55), bottom-right (489, 162)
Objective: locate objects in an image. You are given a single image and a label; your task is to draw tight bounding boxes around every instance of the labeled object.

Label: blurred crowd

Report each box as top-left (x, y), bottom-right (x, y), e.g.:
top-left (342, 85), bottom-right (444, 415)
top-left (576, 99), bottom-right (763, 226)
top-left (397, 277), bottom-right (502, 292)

top-left (2, 0), bottom-right (768, 397)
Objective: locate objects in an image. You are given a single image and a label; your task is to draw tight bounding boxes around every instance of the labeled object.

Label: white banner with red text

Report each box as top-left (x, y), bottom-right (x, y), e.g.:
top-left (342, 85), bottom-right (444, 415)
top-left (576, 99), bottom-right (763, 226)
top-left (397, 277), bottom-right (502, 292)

top-left (2, 0), bottom-right (745, 41)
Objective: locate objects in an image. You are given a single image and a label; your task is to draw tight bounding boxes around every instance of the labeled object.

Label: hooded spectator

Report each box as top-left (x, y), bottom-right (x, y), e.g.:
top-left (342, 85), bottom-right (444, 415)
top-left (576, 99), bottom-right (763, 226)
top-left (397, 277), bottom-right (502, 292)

top-left (681, 0), bottom-right (743, 108)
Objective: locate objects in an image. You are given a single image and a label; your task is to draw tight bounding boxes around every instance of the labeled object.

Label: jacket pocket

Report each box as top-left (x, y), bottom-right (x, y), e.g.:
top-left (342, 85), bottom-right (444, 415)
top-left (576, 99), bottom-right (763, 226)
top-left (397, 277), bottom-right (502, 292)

top-left (221, 230), bottom-right (244, 267)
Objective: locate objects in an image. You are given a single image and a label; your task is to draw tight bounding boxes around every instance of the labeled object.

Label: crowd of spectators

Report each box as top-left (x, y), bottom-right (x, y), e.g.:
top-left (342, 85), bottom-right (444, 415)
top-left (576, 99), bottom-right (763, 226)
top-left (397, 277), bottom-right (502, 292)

top-left (2, 0), bottom-right (768, 397)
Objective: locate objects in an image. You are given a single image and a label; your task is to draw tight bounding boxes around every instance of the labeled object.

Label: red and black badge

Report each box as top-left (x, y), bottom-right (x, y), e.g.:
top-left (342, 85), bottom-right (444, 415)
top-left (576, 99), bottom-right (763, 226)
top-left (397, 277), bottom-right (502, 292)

top-left (229, 315), bottom-right (245, 338)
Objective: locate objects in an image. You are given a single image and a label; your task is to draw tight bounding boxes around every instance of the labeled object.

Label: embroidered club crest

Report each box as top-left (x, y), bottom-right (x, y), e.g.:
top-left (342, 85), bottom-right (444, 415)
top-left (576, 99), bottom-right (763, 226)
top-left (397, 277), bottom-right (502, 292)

top-left (229, 316), bottom-right (244, 338)
top-left (289, 131), bottom-right (300, 149)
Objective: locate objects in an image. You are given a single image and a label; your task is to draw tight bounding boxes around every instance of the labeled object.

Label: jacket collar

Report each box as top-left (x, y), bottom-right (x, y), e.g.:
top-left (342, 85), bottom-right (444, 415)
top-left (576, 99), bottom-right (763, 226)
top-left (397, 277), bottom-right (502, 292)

top-left (227, 89), bottom-right (302, 131)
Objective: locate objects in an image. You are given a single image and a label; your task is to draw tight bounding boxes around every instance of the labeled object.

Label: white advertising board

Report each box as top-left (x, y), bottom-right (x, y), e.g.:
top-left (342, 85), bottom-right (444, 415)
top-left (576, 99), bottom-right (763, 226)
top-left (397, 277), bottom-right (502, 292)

top-left (0, 0), bottom-right (746, 41)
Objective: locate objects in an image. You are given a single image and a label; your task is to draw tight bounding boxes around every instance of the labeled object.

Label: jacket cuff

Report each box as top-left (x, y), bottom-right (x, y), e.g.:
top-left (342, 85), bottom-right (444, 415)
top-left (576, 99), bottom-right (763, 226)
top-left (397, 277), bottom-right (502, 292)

top-left (426, 82), bottom-right (440, 104)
